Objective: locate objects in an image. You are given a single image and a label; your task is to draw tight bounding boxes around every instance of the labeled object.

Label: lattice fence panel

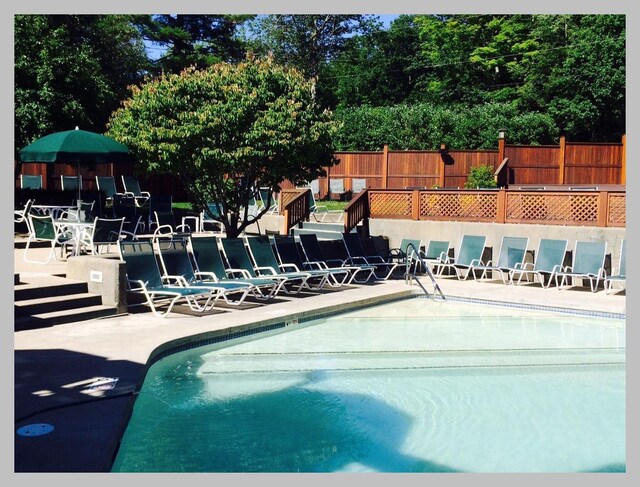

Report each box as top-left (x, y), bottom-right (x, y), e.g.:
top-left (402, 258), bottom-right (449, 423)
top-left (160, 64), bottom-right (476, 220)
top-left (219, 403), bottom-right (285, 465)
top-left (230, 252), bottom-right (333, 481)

top-left (506, 193), bottom-right (599, 223)
top-left (419, 192), bottom-right (497, 219)
top-left (608, 194), bottom-right (626, 226)
top-left (369, 192), bottom-right (412, 217)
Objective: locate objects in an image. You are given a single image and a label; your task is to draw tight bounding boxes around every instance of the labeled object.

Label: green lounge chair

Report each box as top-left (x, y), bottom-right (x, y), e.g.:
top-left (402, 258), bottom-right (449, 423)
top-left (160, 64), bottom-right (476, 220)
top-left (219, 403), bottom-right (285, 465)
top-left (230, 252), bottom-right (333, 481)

top-left (61, 175), bottom-right (81, 192)
top-left (554, 241), bottom-right (608, 292)
top-left (605, 239), bottom-right (626, 295)
top-left (342, 232), bottom-right (401, 280)
top-left (434, 235), bottom-right (487, 280)
top-left (121, 175), bottom-right (150, 207)
top-left (298, 233), bottom-right (376, 284)
top-left (389, 238), bottom-right (423, 274)
top-left (219, 237), bottom-right (289, 295)
top-left (470, 236), bottom-right (529, 284)
top-left (95, 176), bottom-right (123, 202)
top-left (118, 239), bottom-right (218, 317)
top-left (510, 238), bottom-right (568, 288)
top-left (20, 174), bottom-right (43, 190)
top-left (273, 235), bottom-right (350, 288)
top-left (155, 236), bottom-right (252, 306)
top-left (421, 240), bottom-right (451, 274)
top-left (188, 235), bottom-right (281, 300)
top-left (243, 235), bottom-right (312, 294)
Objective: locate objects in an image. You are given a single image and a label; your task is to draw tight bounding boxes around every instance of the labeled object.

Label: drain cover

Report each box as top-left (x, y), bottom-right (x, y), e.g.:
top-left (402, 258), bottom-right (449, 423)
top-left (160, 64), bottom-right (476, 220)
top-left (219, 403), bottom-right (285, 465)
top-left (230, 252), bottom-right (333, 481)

top-left (17, 423), bottom-right (54, 437)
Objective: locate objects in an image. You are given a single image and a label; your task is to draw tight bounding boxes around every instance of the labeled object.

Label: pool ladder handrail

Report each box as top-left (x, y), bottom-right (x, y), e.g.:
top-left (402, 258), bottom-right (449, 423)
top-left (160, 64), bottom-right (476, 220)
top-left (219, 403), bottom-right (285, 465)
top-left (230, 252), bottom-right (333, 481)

top-left (403, 242), bottom-right (445, 300)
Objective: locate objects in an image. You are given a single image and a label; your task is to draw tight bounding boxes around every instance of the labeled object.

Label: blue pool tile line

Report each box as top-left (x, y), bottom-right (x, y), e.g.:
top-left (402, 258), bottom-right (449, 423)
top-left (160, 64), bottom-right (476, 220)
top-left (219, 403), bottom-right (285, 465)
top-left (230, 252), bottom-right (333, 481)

top-left (151, 322), bottom-right (288, 364)
top-left (417, 294), bottom-right (626, 320)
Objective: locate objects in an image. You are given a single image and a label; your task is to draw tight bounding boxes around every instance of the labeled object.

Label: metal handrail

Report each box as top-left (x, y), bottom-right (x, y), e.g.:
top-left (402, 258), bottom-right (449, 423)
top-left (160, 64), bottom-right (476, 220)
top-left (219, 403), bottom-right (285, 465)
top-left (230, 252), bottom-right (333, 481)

top-left (403, 242), bottom-right (445, 300)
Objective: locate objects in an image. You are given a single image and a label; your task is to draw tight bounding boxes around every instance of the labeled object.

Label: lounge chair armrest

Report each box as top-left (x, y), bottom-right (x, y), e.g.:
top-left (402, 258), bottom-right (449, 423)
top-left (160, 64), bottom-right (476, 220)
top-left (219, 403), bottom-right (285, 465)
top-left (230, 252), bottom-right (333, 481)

top-left (279, 263), bottom-right (300, 273)
top-left (127, 279), bottom-right (146, 292)
top-left (521, 262), bottom-right (534, 270)
top-left (162, 274), bottom-right (188, 286)
top-left (195, 271), bottom-right (219, 282)
top-left (226, 268), bottom-right (251, 279)
top-left (303, 260), bottom-right (325, 270)
top-left (255, 266), bottom-right (277, 276)
top-left (469, 258), bottom-right (484, 267)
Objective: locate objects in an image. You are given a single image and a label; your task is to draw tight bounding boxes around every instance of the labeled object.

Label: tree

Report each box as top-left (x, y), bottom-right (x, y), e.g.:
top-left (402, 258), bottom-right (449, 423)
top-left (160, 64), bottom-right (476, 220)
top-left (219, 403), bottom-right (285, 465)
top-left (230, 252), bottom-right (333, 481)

top-left (135, 14), bottom-right (255, 74)
top-left (248, 14), bottom-right (379, 108)
top-left (325, 15), bottom-right (423, 108)
top-left (107, 55), bottom-right (339, 238)
top-left (14, 15), bottom-right (148, 154)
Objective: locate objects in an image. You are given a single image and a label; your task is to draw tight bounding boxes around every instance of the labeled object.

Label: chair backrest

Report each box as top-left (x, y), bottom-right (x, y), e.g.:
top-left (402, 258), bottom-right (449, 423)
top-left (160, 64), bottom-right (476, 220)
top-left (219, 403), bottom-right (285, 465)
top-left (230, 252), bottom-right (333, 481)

top-left (29, 214), bottom-right (56, 240)
top-left (91, 217), bottom-right (125, 245)
top-left (534, 238), bottom-right (568, 272)
top-left (400, 238), bottom-right (422, 260)
top-left (189, 236), bottom-right (227, 278)
top-left (571, 241), bottom-right (607, 275)
top-left (618, 239), bottom-right (626, 276)
top-left (496, 236), bottom-right (529, 269)
top-left (96, 176), bottom-right (118, 199)
top-left (21, 174), bottom-right (42, 190)
top-left (156, 237), bottom-right (198, 283)
top-left (61, 175), bottom-right (81, 191)
top-left (273, 236), bottom-right (305, 268)
top-left (424, 240), bottom-right (450, 260)
top-left (122, 175), bottom-right (143, 196)
top-left (456, 235), bottom-right (487, 266)
top-left (309, 179), bottom-right (320, 196)
top-left (119, 240), bottom-right (164, 288)
top-left (258, 188), bottom-right (275, 208)
top-left (203, 202), bottom-right (223, 220)
top-left (329, 178), bottom-right (344, 194)
top-left (352, 178), bottom-right (367, 193)
top-left (298, 233), bottom-right (326, 263)
top-left (245, 235), bottom-right (281, 271)
top-left (219, 238), bottom-right (258, 277)
top-left (154, 211), bottom-right (176, 231)
top-left (342, 233), bottom-right (367, 258)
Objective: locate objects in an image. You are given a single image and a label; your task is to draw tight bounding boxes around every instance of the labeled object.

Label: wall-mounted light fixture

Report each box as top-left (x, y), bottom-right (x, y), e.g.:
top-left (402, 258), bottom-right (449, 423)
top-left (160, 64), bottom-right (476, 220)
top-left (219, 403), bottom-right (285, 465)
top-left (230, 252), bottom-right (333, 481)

top-left (498, 129), bottom-right (506, 140)
top-left (439, 143), bottom-right (447, 153)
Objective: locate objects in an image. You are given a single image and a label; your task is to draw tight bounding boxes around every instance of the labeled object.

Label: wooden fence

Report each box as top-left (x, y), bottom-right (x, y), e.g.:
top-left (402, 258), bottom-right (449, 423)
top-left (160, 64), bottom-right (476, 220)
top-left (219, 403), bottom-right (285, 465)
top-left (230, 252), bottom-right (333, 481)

top-left (16, 135), bottom-right (625, 201)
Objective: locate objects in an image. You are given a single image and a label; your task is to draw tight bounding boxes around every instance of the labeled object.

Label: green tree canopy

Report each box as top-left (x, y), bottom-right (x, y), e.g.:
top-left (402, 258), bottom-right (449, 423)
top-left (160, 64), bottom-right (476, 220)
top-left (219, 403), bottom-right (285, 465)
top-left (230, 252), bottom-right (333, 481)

top-left (136, 14), bottom-right (255, 74)
top-left (14, 15), bottom-right (148, 154)
top-left (107, 55), bottom-right (338, 237)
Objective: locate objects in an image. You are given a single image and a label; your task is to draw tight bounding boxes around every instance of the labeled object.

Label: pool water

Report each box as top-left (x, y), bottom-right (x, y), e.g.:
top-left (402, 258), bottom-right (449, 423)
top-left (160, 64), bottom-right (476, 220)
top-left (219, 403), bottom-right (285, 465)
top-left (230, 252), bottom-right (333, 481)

top-left (111, 299), bottom-right (625, 473)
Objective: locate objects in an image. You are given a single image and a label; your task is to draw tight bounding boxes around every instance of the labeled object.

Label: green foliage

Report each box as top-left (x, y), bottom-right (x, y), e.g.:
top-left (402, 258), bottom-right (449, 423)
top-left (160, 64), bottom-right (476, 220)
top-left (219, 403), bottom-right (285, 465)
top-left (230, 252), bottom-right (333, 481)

top-left (334, 102), bottom-right (559, 151)
top-left (464, 165), bottom-right (497, 189)
top-left (107, 54), bottom-right (339, 237)
top-left (135, 14), bottom-right (255, 74)
top-left (14, 14), bottom-right (148, 154)
top-left (248, 15), bottom-right (379, 81)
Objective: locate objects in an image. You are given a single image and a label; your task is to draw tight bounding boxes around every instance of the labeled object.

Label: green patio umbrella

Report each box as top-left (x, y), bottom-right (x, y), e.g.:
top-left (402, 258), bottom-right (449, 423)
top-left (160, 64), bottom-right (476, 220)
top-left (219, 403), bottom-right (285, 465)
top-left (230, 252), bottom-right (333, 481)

top-left (19, 127), bottom-right (133, 202)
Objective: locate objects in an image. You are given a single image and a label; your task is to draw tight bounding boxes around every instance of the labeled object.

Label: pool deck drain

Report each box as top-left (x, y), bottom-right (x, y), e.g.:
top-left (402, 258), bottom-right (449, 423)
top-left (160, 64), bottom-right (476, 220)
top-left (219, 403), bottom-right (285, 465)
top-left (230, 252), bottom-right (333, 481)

top-left (14, 259), bottom-right (625, 473)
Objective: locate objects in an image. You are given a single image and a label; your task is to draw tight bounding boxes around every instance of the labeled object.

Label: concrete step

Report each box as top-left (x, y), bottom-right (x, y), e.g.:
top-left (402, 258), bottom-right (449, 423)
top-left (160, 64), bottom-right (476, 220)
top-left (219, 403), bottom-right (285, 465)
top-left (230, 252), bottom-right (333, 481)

top-left (14, 305), bottom-right (121, 331)
top-left (292, 227), bottom-right (343, 241)
top-left (15, 293), bottom-right (104, 316)
top-left (15, 280), bottom-right (89, 302)
top-left (14, 274), bottom-right (121, 330)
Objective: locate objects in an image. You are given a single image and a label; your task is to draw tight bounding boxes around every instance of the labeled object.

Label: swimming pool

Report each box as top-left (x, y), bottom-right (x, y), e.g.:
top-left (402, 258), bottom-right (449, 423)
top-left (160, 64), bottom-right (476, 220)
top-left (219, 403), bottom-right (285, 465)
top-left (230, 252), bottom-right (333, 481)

top-left (111, 298), bottom-right (625, 473)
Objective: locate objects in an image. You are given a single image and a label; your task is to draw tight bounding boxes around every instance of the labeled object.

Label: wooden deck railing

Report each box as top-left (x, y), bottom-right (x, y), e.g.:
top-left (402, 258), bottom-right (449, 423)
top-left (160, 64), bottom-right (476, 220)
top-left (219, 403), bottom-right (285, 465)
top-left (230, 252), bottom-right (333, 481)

top-left (280, 188), bottom-right (311, 235)
top-left (366, 189), bottom-right (625, 227)
top-left (344, 189), bottom-right (369, 234)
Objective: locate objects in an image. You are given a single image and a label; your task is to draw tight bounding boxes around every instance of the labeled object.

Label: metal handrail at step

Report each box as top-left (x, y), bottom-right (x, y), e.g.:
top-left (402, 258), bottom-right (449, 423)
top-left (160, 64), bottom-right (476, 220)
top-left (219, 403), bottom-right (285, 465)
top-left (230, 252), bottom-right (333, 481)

top-left (403, 242), bottom-right (445, 301)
